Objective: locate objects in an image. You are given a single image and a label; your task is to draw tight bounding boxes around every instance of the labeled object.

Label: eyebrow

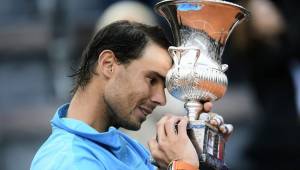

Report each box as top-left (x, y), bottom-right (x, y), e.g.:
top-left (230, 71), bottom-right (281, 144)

top-left (147, 71), bottom-right (166, 86)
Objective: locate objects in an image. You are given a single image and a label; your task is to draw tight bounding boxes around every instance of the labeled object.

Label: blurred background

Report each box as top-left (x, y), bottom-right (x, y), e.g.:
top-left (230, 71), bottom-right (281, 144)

top-left (0, 0), bottom-right (299, 170)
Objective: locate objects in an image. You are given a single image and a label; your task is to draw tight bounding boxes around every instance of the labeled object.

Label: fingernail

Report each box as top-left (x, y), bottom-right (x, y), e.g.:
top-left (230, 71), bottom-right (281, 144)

top-left (219, 125), bottom-right (227, 133)
top-left (210, 119), bottom-right (218, 126)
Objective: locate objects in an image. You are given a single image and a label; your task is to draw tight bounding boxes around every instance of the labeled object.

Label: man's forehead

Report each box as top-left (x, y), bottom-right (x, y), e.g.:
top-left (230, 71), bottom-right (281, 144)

top-left (143, 52), bottom-right (171, 72)
top-left (142, 43), bottom-right (172, 63)
top-left (127, 47), bottom-right (171, 77)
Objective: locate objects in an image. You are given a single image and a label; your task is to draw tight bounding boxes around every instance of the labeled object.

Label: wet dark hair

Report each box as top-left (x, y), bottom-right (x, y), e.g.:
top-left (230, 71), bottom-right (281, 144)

top-left (70, 20), bottom-right (170, 93)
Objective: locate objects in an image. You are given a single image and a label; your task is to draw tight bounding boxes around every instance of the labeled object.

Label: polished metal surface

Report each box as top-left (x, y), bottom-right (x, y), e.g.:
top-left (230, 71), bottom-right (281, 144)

top-left (154, 1), bottom-right (249, 169)
top-left (155, 0), bottom-right (249, 119)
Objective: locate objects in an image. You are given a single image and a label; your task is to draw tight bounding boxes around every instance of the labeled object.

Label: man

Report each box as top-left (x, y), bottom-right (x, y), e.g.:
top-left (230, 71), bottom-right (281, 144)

top-left (31, 21), bottom-right (231, 170)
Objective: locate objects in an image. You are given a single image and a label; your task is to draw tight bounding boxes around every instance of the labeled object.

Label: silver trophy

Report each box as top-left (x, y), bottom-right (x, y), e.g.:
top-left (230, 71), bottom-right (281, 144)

top-left (154, 0), bottom-right (249, 169)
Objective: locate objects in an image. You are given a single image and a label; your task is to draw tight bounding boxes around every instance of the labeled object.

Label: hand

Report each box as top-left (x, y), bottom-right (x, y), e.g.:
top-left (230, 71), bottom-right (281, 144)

top-left (148, 116), bottom-right (197, 169)
top-left (200, 112), bottom-right (234, 141)
top-left (148, 102), bottom-right (213, 169)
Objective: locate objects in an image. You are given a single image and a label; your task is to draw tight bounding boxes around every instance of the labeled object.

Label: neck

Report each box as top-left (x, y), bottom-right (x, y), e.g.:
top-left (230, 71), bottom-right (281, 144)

top-left (67, 83), bottom-right (110, 132)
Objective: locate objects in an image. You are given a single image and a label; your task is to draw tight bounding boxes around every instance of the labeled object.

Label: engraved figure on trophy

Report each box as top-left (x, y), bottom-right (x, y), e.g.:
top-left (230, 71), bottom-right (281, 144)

top-left (154, 0), bottom-right (249, 169)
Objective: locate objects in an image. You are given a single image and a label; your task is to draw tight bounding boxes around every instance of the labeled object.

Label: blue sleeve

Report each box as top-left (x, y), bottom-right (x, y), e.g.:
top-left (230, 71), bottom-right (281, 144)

top-left (31, 151), bottom-right (106, 170)
top-left (31, 142), bottom-right (107, 170)
top-left (57, 153), bottom-right (106, 170)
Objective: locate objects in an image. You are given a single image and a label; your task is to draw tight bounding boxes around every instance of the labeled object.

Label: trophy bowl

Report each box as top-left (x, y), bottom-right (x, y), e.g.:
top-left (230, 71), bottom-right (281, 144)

top-left (155, 0), bottom-right (249, 169)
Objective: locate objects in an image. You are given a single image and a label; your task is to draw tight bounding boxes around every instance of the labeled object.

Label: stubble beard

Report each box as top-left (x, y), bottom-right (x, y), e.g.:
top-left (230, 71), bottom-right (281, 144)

top-left (103, 95), bottom-right (142, 131)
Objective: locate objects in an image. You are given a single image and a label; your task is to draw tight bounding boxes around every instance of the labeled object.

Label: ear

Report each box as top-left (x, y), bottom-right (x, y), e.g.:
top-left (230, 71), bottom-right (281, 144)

top-left (97, 50), bottom-right (118, 78)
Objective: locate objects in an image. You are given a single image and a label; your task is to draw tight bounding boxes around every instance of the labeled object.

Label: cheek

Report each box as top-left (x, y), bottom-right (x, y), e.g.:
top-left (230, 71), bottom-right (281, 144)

top-left (125, 83), bottom-right (150, 108)
top-left (135, 79), bottom-right (151, 96)
top-left (113, 73), bottom-right (151, 106)
top-left (126, 89), bottom-right (144, 105)
top-left (110, 81), bottom-right (138, 109)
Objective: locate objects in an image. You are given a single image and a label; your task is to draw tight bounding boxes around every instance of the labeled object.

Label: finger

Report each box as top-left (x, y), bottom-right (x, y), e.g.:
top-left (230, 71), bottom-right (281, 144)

top-left (219, 124), bottom-right (234, 135)
top-left (147, 138), bottom-right (157, 151)
top-left (209, 114), bottom-right (224, 127)
top-left (165, 116), bottom-right (182, 137)
top-left (148, 138), bottom-right (159, 156)
top-left (203, 102), bottom-right (213, 112)
top-left (176, 117), bottom-right (189, 137)
top-left (156, 115), bottom-right (169, 142)
top-left (147, 139), bottom-right (167, 167)
top-left (148, 138), bottom-right (163, 158)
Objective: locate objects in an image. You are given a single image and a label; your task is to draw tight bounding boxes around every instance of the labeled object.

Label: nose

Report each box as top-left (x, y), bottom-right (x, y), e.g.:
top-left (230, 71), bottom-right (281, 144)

top-left (150, 86), bottom-right (167, 106)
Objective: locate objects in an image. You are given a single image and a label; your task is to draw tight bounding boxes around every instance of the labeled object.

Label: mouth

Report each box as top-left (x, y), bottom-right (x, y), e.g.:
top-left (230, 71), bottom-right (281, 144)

top-left (139, 106), bottom-right (153, 115)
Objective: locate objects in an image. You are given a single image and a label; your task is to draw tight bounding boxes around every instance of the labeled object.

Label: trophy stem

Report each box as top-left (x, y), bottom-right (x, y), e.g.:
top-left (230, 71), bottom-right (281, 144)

top-left (184, 100), bottom-right (203, 121)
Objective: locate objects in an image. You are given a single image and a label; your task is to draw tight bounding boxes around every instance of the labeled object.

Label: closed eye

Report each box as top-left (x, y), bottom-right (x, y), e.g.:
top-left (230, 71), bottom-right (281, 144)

top-left (146, 77), bottom-right (156, 85)
top-left (145, 71), bottom-right (166, 87)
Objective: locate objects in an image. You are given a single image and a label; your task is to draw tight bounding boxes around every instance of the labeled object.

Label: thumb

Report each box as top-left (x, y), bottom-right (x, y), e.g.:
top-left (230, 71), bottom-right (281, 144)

top-left (177, 117), bottom-right (188, 137)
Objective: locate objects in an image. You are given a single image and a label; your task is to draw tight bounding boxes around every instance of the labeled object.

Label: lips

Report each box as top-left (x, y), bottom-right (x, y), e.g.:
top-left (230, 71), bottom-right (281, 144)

top-left (139, 106), bottom-right (153, 115)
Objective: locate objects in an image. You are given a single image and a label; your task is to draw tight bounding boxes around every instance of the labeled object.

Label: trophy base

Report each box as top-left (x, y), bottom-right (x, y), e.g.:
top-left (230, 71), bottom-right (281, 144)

top-left (187, 120), bottom-right (228, 170)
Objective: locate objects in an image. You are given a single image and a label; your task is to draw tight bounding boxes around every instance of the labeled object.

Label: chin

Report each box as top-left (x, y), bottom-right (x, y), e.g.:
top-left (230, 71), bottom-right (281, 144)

top-left (123, 121), bottom-right (142, 131)
top-left (127, 126), bottom-right (141, 131)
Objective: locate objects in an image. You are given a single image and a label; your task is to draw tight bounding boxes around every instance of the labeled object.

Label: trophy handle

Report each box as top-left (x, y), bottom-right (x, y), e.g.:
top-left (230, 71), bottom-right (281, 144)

top-left (168, 46), bottom-right (180, 67)
top-left (168, 46), bottom-right (201, 67)
top-left (221, 64), bottom-right (229, 72)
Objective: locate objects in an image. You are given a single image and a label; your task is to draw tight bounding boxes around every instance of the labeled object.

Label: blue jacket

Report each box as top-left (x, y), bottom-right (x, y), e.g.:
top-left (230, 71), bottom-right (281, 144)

top-left (31, 104), bottom-right (156, 170)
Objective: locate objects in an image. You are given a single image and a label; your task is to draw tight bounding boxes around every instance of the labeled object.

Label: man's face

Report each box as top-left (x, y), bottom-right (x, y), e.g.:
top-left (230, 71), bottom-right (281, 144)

top-left (104, 42), bottom-right (172, 130)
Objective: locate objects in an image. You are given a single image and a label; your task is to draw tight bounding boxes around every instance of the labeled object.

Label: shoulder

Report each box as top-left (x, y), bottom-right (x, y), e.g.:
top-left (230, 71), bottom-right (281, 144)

top-left (31, 131), bottom-right (106, 170)
top-left (31, 149), bottom-right (106, 170)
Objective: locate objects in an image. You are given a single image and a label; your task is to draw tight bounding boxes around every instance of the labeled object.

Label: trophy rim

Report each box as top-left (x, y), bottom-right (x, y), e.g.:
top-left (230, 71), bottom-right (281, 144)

top-left (154, 0), bottom-right (250, 19)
